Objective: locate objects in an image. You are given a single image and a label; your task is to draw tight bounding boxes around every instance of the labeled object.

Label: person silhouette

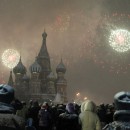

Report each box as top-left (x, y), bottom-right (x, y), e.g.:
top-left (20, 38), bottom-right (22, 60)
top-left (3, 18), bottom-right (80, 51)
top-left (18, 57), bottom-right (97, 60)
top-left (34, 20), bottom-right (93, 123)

top-left (0, 84), bottom-right (25, 130)
top-left (103, 91), bottom-right (130, 130)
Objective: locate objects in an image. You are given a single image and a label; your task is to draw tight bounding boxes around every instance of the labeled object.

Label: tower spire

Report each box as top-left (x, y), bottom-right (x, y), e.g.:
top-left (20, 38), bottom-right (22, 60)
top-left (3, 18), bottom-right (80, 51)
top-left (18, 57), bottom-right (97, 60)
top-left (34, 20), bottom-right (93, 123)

top-left (8, 71), bottom-right (14, 87)
top-left (38, 30), bottom-right (49, 58)
top-left (61, 58), bottom-right (63, 63)
top-left (42, 29), bottom-right (47, 40)
top-left (20, 55), bottom-right (22, 62)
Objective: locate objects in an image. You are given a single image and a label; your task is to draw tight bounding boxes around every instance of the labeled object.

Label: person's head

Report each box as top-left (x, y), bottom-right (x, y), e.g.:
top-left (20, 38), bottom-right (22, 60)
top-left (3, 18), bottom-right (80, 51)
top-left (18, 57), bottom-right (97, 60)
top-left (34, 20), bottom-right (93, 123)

top-left (81, 100), bottom-right (97, 113)
top-left (113, 91), bottom-right (130, 121)
top-left (114, 91), bottom-right (130, 110)
top-left (41, 102), bottom-right (48, 109)
top-left (29, 100), bottom-right (33, 105)
top-left (32, 100), bottom-right (39, 107)
top-left (57, 104), bottom-right (64, 109)
top-left (0, 84), bottom-right (14, 104)
top-left (66, 103), bottom-right (75, 113)
top-left (21, 101), bottom-right (26, 106)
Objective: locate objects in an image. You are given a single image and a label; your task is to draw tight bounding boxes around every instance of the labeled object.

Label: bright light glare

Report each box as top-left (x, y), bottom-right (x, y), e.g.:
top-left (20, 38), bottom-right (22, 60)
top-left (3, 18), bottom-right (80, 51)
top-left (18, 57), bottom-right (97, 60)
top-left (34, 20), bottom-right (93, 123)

top-left (84, 97), bottom-right (87, 100)
top-left (76, 92), bottom-right (80, 96)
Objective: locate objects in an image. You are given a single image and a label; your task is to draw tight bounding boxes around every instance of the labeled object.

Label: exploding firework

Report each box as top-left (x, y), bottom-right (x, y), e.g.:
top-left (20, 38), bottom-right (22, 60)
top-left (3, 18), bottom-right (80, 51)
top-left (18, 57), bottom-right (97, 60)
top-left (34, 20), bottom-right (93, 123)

top-left (84, 12), bottom-right (130, 74)
top-left (50, 12), bottom-right (70, 32)
top-left (2, 49), bottom-right (20, 69)
top-left (109, 29), bottom-right (130, 52)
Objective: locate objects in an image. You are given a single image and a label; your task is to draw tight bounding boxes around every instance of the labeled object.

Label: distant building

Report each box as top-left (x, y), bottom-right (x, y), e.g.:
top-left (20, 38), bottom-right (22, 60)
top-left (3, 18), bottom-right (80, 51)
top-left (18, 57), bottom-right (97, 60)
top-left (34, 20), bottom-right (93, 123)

top-left (8, 31), bottom-right (67, 103)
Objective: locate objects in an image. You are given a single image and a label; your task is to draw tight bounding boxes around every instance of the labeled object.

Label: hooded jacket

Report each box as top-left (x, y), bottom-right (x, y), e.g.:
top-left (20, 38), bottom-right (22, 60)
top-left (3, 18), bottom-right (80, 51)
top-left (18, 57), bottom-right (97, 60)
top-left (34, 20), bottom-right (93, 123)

top-left (0, 85), bottom-right (25, 130)
top-left (103, 91), bottom-right (130, 130)
top-left (79, 100), bottom-right (101, 130)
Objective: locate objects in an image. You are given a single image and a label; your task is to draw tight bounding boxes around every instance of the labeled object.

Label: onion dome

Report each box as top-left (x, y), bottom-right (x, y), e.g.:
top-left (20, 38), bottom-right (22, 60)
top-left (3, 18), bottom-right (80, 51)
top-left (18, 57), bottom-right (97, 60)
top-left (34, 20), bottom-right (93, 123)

top-left (13, 57), bottom-right (26, 75)
top-left (47, 72), bottom-right (56, 81)
top-left (56, 59), bottom-right (66, 73)
top-left (42, 30), bottom-right (47, 39)
top-left (22, 74), bottom-right (30, 82)
top-left (30, 58), bottom-right (42, 73)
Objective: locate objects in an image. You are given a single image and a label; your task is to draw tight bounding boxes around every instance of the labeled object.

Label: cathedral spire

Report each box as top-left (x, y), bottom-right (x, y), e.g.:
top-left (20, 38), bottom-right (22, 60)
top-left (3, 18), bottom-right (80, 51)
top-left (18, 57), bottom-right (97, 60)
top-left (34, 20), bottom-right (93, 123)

top-left (8, 71), bottom-right (14, 87)
top-left (38, 30), bottom-right (49, 58)
top-left (20, 55), bottom-right (22, 62)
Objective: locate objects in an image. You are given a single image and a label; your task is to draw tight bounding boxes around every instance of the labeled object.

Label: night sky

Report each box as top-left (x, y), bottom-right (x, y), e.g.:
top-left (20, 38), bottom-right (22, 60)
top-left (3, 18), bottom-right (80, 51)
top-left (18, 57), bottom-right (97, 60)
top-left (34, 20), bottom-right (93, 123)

top-left (0, 0), bottom-right (130, 104)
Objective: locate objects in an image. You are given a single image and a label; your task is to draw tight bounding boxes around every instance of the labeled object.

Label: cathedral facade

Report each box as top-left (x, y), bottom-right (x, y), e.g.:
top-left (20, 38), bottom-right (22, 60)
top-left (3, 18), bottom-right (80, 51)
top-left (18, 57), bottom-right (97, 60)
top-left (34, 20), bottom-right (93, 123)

top-left (8, 31), bottom-right (67, 103)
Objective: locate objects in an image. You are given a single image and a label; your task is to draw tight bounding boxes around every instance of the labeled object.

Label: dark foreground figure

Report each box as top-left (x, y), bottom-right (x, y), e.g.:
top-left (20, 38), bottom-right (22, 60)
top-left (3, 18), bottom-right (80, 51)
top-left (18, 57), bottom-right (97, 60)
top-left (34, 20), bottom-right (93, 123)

top-left (103, 91), bottom-right (130, 130)
top-left (57, 103), bottom-right (80, 130)
top-left (0, 84), bottom-right (25, 130)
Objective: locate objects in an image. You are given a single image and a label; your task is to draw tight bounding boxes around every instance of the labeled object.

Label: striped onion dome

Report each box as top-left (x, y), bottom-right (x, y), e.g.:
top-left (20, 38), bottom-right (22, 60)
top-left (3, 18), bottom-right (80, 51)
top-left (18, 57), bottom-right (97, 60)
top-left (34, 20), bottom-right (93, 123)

top-left (13, 57), bottom-right (26, 75)
top-left (56, 59), bottom-right (66, 73)
top-left (29, 58), bottom-right (42, 73)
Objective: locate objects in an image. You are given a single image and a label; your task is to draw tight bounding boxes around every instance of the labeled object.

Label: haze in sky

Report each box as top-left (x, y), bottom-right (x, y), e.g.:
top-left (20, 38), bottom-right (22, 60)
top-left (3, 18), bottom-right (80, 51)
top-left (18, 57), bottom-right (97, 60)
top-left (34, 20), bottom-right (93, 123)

top-left (0, 0), bottom-right (130, 104)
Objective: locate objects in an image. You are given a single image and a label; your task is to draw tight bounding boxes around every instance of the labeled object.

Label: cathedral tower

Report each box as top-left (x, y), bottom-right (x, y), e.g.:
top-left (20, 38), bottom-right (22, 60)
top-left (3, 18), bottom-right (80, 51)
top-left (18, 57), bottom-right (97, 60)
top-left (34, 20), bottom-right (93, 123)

top-left (47, 72), bottom-right (56, 94)
top-left (29, 58), bottom-right (42, 94)
top-left (13, 56), bottom-right (27, 98)
top-left (56, 59), bottom-right (67, 103)
top-left (37, 31), bottom-right (51, 92)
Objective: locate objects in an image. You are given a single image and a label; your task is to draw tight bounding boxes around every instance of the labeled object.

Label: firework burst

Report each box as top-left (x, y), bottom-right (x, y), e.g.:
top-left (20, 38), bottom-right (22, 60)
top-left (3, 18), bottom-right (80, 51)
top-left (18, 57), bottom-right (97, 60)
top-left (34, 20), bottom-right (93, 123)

top-left (49, 12), bottom-right (70, 32)
top-left (2, 49), bottom-right (20, 69)
top-left (109, 29), bottom-right (130, 52)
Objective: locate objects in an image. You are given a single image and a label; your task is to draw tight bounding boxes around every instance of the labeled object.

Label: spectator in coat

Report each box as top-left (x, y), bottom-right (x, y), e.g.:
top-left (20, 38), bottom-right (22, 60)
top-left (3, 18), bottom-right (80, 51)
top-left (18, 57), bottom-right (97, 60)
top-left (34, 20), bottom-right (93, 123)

top-left (97, 103), bottom-right (107, 128)
top-left (28, 100), bottom-right (40, 130)
top-left (16, 101), bottom-right (28, 123)
top-left (0, 84), bottom-right (25, 130)
top-left (38, 102), bottom-right (52, 130)
top-left (105, 104), bottom-right (115, 124)
top-left (28, 100), bottom-right (33, 110)
top-left (103, 91), bottom-right (130, 130)
top-left (11, 98), bottom-right (23, 114)
top-left (57, 103), bottom-right (81, 130)
top-left (79, 100), bottom-right (101, 130)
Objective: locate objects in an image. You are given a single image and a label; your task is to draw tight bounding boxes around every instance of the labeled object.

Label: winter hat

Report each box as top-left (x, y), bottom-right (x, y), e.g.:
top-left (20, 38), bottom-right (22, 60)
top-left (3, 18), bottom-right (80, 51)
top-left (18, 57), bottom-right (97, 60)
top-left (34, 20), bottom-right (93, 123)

top-left (66, 103), bottom-right (75, 113)
top-left (0, 84), bottom-right (14, 104)
top-left (42, 102), bottom-right (48, 109)
top-left (114, 91), bottom-right (130, 110)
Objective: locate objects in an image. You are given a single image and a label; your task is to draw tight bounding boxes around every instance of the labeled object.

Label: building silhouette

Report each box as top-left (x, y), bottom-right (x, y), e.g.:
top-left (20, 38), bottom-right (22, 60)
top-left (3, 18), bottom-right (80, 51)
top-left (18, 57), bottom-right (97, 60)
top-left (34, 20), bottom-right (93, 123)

top-left (8, 31), bottom-right (67, 103)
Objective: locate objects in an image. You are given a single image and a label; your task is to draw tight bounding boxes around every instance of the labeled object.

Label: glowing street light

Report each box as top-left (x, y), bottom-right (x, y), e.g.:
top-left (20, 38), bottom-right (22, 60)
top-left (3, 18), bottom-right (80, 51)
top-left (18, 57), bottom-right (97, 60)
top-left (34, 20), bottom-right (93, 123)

top-left (76, 92), bottom-right (80, 97)
top-left (74, 92), bottom-right (82, 105)
top-left (84, 97), bottom-right (87, 100)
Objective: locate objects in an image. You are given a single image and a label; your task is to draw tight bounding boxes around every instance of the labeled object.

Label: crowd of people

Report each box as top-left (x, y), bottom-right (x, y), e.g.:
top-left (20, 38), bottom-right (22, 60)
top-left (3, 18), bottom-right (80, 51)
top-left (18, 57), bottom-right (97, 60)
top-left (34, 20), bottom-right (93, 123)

top-left (0, 84), bottom-right (130, 130)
